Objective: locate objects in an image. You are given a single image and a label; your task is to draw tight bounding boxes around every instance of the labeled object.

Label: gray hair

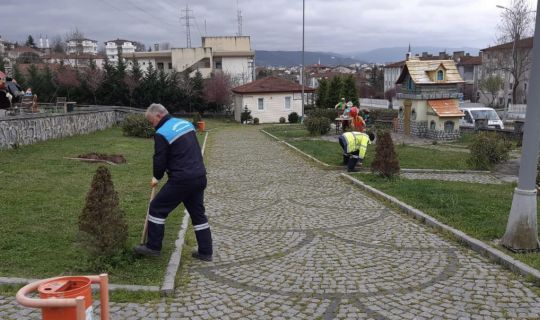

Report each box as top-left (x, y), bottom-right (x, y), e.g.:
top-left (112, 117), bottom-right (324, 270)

top-left (146, 103), bottom-right (169, 117)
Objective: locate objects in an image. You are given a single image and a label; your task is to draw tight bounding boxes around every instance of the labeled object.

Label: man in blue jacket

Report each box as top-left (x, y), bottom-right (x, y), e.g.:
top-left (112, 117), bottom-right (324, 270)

top-left (134, 104), bottom-right (213, 261)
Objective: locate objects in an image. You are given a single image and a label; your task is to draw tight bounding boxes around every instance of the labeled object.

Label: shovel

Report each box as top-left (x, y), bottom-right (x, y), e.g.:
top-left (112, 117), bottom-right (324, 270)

top-left (140, 185), bottom-right (157, 245)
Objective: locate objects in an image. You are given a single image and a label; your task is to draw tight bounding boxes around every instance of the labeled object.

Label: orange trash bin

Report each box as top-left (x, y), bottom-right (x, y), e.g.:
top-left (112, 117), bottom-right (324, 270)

top-left (197, 121), bottom-right (205, 131)
top-left (38, 276), bottom-right (93, 320)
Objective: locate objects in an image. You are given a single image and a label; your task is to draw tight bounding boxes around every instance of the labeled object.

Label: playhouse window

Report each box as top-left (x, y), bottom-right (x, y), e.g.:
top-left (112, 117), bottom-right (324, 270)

top-left (411, 109), bottom-right (417, 120)
top-left (437, 70), bottom-right (444, 81)
top-left (430, 120), bottom-right (436, 130)
top-left (444, 121), bottom-right (454, 132)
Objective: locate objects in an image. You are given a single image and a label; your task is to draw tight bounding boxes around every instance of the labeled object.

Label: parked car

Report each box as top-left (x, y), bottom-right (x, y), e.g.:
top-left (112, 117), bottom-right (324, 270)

top-left (459, 106), bottom-right (504, 130)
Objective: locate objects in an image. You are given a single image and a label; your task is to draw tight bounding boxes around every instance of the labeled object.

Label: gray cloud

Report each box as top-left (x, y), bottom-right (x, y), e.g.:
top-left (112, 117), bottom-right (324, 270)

top-left (1, 0), bottom-right (534, 52)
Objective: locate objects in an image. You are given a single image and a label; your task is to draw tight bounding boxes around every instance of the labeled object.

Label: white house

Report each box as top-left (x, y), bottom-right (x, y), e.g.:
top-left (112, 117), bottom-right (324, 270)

top-left (232, 76), bottom-right (315, 123)
top-left (105, 39), bottom-right (136, 63)
top-left (66, 38), bottom-right (98, 55)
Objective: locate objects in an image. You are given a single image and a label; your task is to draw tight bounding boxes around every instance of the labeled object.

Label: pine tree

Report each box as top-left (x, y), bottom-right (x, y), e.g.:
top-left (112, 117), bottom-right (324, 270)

top-left (328, 76), bottom-right (343, 107)
top-left (342, 75), bottom-right (358, 105)
top-left (316, 78), bottom-right (329, 108)
top-left (78, 166), bottom-right (128, 257)
top-left (370, 130), bottom-right (400, 178)
top-left (25, 35), bottom-right (36, 48)
top-left (191, 71), bottom-right (206, 114)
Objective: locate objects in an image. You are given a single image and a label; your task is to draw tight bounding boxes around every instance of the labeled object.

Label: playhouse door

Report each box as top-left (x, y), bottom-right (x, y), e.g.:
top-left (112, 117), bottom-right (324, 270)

top-left (403, 100), bottom-right (412, 135)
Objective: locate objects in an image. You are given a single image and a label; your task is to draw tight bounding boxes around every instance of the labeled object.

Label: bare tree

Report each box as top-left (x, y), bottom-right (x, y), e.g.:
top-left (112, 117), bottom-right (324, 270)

top-left (55, 66), bottom-right (80, 100)
top-left (496, 0), bottom-right (535, 104)
top-left (204, 72), bottom-right (233, 112)
top-left (123, 72), bottom-right (139, 107)
top-left (479, 74), bottom-right (504, 107)
top-left (85, 67), bottom-right (104, 105)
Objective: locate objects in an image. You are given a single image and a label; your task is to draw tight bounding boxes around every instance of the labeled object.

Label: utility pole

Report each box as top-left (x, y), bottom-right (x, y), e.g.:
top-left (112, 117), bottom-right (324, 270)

top-left (181, 5), bottom-right (194, 48)
top-left (501, 1), bottom-right (540, 252)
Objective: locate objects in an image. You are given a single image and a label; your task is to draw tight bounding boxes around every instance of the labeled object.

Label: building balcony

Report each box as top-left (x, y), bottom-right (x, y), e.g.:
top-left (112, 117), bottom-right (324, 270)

top-left (397, 90), bottom-right (463, 100)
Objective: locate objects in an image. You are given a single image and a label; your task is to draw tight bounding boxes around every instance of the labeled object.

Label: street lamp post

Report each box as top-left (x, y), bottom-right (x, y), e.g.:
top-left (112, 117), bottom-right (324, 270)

top-left (501, 1), bottom-right (540, 251)
top-left (301, 0), bottom-right (305, 122)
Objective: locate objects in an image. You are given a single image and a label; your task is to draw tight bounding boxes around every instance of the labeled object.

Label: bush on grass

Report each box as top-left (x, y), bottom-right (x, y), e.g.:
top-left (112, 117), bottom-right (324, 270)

top-left (121, 114), bottom-right (155, 138)
top-left (467, 132), bottom-right (511, 170)
top-left (279, 117), bottom-right (286, 124)
top-left (253, 117), bottom-right (260, 125)
top-left (78, 166), bottom-right (128, 268)
top-left (307, 108), bottom-right (338, 122)
top-left (304, 116), bottom-right (331, 135)
top-left (288, 112), bottom-right (300, 123)
top-left (370, 130), bottom-right (400, 178)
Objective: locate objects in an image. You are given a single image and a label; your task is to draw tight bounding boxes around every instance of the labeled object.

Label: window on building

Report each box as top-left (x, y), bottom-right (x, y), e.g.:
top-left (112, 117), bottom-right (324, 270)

top-left (215, 61), bottom-right (222, 69)
top-left (142, 62), bottom-right (146, 65)
top-left (258, 98), bottom-right (264, 110)
top-left (430, 120), bottom-right (436, 130)
top-left (444, 121), bottom-right (454, 132)
top-left (411, 109), bottom-right (417, 120)
top-left (284, 96), bottom-right (291, 110)
top-left (437, 70), bottom-right (444, 81)
top-left (157, 62), bottom-right (164, 70)
top-left (168, 62), bottom-right (173, 69)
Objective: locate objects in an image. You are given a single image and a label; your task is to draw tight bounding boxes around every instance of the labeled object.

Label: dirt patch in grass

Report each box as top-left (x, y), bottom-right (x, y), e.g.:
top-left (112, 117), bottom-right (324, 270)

top-left (74, 153), bottom-right (127, 164)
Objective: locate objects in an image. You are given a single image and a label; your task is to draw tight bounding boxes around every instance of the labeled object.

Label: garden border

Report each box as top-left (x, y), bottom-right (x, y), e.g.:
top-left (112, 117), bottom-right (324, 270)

top-left (340, 173), bottom-right (540, 282)
top-left (161, 130), bottom-right (209, 295)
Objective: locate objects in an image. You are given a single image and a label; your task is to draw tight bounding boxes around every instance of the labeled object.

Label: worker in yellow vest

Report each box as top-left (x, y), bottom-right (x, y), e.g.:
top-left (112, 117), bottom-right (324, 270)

top-left (338, 131), bottom-right (375, 172)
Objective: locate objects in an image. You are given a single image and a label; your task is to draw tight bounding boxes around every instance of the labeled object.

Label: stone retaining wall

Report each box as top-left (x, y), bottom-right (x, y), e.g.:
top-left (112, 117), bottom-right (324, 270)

top-left (0, 107), bottom-right (141, 149)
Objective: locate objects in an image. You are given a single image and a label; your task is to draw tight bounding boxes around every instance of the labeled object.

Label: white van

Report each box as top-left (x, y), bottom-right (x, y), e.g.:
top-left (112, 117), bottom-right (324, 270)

top-left (459, 106), bottom-right (504, 130)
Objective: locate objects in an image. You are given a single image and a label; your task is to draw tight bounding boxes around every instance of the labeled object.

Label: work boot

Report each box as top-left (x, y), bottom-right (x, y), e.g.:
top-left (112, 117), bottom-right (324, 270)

top-left (191, 248), bottom-right (213, 262)
top-left (134, 244), bottom-right (161, 257)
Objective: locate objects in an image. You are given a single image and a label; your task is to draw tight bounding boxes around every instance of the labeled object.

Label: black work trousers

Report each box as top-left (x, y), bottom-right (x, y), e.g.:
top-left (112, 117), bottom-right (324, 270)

top-left (146, 176), bottom-right (212, 255)
top-left (338, 136), bottom-right (360, 171)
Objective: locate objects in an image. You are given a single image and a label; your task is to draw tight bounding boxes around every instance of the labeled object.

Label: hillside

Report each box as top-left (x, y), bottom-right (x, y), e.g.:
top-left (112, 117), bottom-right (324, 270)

top-left (255, 50), bottom-right (363, 67)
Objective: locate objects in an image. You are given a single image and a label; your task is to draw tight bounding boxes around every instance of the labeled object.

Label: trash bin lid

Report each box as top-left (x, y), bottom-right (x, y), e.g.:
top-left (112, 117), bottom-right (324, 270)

top-left (38, 277), bottom-right (91, 297)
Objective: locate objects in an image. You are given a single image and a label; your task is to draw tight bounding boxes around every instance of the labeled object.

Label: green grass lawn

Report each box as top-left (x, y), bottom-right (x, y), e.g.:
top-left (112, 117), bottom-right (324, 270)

top-left (353, 174), bottom-right (540, 271)
top-left (0, 127), bottom-right (205, 285)
top-left (262, 124), bottom-right (311, 139)
top-left (287, 139), bottom-right (470, 170)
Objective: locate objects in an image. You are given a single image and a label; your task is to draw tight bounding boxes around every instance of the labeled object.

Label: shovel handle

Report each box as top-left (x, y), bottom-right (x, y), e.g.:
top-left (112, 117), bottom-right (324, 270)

top-left (140, 185), bottom-right (157, 245)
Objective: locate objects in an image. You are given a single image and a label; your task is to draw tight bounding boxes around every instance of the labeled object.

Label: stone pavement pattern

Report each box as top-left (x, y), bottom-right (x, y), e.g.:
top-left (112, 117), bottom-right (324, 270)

top-left (2, 126), bottom-right (540, 319)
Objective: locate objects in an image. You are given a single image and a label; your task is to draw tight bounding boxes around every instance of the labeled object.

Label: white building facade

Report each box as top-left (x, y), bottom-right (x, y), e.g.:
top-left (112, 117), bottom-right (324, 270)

top-left (105, 39), bottom-right (136, 63)
top-left (67, 38), bottom-right (98, 55)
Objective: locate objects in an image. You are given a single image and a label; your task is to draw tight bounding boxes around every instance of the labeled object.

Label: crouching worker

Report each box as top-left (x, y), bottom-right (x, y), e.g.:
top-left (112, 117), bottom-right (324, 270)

top-left (135, 103), bottom-right (213, 261)
top-left (338, 131), bottom-right (375, 172)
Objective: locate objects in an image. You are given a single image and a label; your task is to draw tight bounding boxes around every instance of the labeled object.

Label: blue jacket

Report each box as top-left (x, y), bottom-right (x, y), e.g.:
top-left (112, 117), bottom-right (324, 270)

top-left (153, 115), bottom-right (206, 182)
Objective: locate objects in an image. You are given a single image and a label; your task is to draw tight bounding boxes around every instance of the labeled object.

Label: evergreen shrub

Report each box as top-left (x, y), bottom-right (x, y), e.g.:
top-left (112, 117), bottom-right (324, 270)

top-left (304, 116), bottom-right (331, 135)
top-left (467, 132), bottom-right (511, 170)
top-left (370, 130), bottom-right (400, 178)
top-left (121, 114), bottom-right (155, 138)
top-left (288, 112), bottom-right (300, 123)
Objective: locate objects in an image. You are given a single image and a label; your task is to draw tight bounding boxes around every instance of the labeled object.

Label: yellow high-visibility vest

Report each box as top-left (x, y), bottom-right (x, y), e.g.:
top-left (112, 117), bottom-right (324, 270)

top-left (343, 131), bottom-right (370, 158)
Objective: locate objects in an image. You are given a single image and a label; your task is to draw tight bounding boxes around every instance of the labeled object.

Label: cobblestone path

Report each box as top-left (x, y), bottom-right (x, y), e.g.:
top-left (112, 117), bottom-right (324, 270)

top-left (2, 127), bottom-right (540, 319)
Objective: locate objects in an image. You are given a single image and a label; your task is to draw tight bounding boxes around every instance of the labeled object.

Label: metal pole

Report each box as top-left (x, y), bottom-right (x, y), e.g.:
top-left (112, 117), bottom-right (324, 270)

top-left (501, 0), bottom-right (540, 251)
top-left (301, 0), bottom-right (305, 121)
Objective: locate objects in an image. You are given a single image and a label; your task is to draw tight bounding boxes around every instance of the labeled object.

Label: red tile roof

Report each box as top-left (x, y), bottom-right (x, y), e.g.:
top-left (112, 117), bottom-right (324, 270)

top-left (428, 99), bottom-right (464, 118)
top-left (482, 37), bottom-right (533, 52)
top-left (458, 56), bottom-right (482, 66)
top-left (232, 76), bottom-right (315, 94)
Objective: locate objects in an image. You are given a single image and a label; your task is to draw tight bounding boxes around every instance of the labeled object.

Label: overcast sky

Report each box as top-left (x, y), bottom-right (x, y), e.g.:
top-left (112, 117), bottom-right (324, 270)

top-left (1, 0), bottom-right (537, 53)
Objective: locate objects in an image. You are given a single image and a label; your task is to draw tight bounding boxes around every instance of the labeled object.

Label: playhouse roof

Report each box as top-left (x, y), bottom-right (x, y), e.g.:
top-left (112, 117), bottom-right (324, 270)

top-left (428, 100), bottom-right (464, 118)
top-left (396, 59), bottom-right (464, 85)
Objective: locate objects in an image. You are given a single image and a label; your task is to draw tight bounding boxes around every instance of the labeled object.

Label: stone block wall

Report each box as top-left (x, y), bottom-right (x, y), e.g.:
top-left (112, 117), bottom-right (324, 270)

top-left (426, 129), bottom-right (461, 141)
top-left (0, 107), bottom-right (141, 149)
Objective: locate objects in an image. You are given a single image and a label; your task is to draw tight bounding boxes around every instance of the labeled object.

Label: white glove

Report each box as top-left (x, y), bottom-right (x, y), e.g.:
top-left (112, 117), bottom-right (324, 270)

top-left (151, 177), bottom-right (159, 187)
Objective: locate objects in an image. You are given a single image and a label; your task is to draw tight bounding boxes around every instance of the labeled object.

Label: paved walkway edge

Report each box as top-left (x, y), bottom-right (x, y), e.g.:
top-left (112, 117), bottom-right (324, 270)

top-left (160, 131), bottom-right (209, 295)
top-left (401, 168), bottom-right (491, 174)
top-left (261, 129), bottom-right (330, 167)
top-left (340, 173), bottom-right (540, 282)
